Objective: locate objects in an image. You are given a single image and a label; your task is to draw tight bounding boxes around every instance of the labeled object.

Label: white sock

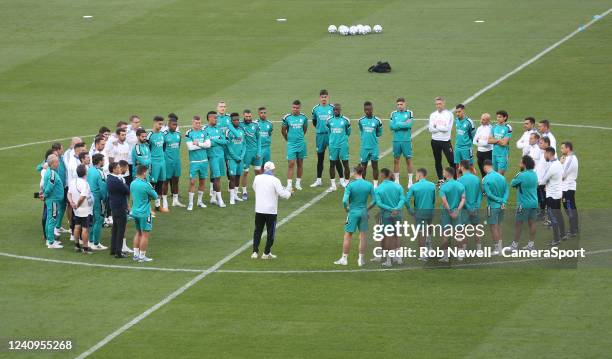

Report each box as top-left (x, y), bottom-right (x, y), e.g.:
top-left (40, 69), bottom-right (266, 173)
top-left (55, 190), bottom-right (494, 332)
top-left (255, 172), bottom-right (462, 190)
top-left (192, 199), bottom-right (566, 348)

top-left (172, 194), bottom-right (179, 202)
top-left (155, 198), bottom-right (160, 207)
top-left (373, 179), bottom-right (378, 188)
top-left (358, 253), bottom-right (364, 262)
top-left (528, 240), bottom-right (534, 247)
top-left (331, 178), bottom-right (336, 187)
top-left (230, 188), bottom-right (235, 199)
top-left (394, 173), bottom-right (400, 183)
top-left (188, 192), bottom-right (194, 205)
top-left (140, 250), bottom-right (146, 258)
top-left (316, 178), bottom-right (321, 183)
top-left (162, 195), bottom-right (168, 207)
top-left (385, 256), bottom-right (392, 265)
top-left (242, 186), bottom-right (247, 194)
top-left (476, 243), bottom-right (482, 250)
top-left (287, 179), bottom-right (293, 188)
top-left (134, 248), bottom-right (140, 257)
top-left (296, 178), bottom-right (301, 186)
top-left (512, 241), bottom-right (519, 247)
top-left (408, 173), bottom-right (414, 183)
top-left (209, 187), bottom-right (214, 196)
top-left (197, 191), bottom-right (204, 203)
top-left (216, 191), bottom-right (223, 203)
top-left (341, 253), bottom-right (348, 260)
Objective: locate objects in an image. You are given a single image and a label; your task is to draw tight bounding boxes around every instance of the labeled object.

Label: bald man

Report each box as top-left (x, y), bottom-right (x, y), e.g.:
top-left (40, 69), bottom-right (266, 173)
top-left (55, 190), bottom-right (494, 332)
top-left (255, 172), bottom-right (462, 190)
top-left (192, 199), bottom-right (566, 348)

top-left (472, 113), bottom-right (493, 177)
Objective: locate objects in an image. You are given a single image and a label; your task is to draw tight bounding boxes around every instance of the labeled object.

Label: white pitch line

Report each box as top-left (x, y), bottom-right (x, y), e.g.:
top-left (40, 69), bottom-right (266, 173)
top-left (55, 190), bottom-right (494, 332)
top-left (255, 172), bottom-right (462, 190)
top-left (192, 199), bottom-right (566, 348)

top-left (0, 252), bottom-right (203, 273)
top-left (73, 11), bottom-right (612, 356)
top-left (462, 7), bottom-right (612, 105)
top-left (216, 248), bottom-right (612, 274)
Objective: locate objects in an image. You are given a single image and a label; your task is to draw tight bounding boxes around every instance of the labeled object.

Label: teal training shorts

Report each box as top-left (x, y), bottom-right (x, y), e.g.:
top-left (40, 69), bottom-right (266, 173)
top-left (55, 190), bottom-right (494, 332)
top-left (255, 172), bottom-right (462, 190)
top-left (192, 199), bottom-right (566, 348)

top-left (392, 141), bottom-right (412, 158)
top-left (315, 133), bottom-right (329, 153)
top-left (360, 147), bottom-right (379, 163)
top-left (228, 159), bottom-right (244, 176)
top-left (329, 145), bottom-right (349, 161)
top-left (286, 142), bottom-right (307, 160)
top-left (209, 156), bottom-right (226, 179)
top-left (243, 151), bottom-right (262, 169)
top-left (134, 214), bottom-right (153, 232)
top-left (150, 160), bottom-right (166, 183)
top-left (492, 155), bottom-right (508, 172)
top-left (515, 207), bottom-right (538, 222)
top-left (487, 207), bottom-right (504, 225)
top-left (189, 161), bottom-right (208, 180)
top-left (165, 160), bottom-right (181, 179)
top-left (454, 147), bottom-right (473, 164)
top-left (345, 209), bottom-right (368, 233)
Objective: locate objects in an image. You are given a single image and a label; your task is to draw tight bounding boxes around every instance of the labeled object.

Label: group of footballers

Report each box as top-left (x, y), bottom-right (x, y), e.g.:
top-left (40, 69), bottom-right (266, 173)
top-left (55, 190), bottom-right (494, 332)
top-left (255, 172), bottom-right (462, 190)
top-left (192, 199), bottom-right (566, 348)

top-left (36, 90), bottom-right (579, 266)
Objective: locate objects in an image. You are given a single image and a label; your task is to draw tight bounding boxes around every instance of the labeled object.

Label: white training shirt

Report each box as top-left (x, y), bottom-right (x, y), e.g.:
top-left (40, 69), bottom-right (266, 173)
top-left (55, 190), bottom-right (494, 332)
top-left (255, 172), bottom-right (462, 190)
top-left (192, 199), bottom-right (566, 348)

top-left (126, 127), bottom-right (139, 164)
top-left (109, 140), bottom-right (131, 163)
top-left (69, 178), bottom-right (93, 217)
top-left (535, 150), bottom-right (548, 184)
top-left (67, 155), bottom-right (81, 186)
top-left (561, 153), bottom-right (579, 191)
top-left (540, 131), bottom-right (557, 152)
top-left (527, 144), bottom-right (541, 163)
top-left (542, 159), bottom-right (563, 200)
top-left (516, 129), bottom-right (537, 155)
top-left (428, 109), bottom-right (454, 141)
top-left (473, 124), bottom-right (493, 152)
top-left (252, 173), bottom-right (291, 215)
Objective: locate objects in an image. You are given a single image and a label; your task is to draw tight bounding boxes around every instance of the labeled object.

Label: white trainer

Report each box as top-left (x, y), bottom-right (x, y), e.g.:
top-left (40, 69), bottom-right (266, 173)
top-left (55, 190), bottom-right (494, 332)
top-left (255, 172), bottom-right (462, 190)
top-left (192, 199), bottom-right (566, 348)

top-left (261, 253), bottom-right (277, 259)
top-left (210, 195), bottom-right (218, 205)
top-left (229, 196), bottom-right (235, 205)
top-left (173, 199), bottom-right (187, 208)
top-left (187, 203), bottom-right (193, 211)
top-left (310, 180), bottom-right (322, 187)
top-left (47, 242), bottom-right (63, 249)
top-left (333, 257), bottom-right (348, 266)
top-left (197, 202), bottom-right (207, 208)
top-left (139, 256), bottom-right (153, 262)
top-left (327, 185), bottom-right (337, 192)
top-left (357, 258), bottom-right (365, 267)
top-left (54, 228), bottom-right (61, 237)
top-left (218, 201), bottom-right (226, 208)
top-left (251, 252), bottom-right (258, 259)
top-left (295, 184), bottom-right (303, 191)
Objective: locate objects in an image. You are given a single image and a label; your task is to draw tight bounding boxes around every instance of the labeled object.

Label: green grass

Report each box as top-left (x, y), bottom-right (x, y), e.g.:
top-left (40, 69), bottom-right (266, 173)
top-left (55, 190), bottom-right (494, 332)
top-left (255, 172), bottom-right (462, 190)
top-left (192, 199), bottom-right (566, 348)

top-left (1, 0), bottom-right (611, 358)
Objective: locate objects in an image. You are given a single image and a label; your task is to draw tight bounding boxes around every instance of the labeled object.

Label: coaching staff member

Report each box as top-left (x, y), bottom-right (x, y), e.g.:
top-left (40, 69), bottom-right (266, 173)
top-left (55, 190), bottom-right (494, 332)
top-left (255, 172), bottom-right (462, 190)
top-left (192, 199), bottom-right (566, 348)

top-left (428, 96), bottom-right (454, 183)
top-left (251, 161), bottom-right (291, 260)
top-left (107, 162), bottom-right (130, 258)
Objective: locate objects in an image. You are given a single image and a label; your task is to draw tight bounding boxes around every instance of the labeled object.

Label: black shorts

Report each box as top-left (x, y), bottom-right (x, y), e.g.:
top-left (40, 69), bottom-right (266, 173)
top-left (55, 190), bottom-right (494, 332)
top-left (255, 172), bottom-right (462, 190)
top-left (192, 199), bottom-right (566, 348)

top-left (73, 215), bottom-right (91, 228)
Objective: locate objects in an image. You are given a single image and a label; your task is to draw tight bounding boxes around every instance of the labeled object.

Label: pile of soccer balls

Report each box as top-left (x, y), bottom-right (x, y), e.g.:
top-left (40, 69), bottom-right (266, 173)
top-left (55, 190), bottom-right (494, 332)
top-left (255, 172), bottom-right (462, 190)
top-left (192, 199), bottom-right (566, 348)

top-left (328, 24), bottom-right (382, 36)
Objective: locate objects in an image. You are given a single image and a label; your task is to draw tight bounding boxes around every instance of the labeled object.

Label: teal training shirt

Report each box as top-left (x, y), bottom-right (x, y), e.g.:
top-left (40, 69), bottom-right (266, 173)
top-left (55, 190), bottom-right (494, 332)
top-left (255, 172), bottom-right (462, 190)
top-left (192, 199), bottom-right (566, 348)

top-left (405, 179), bottom-right (436, 218)
top-left (204, 124), bottom-right (227, 159)
top-left (491, 123), bottom-right (513, 157)
top-left (483, 170), bottom-right (509, 208)
top-left (358, 116), bottom-right (383, 150)
top-left (185, 128), bottom-right (208, 162)
top-left (282, 113), bottom-right (308, 144)
top-left (455, 117), bottom-right (475, 149)
top-left (326, 115), bottom-right (351, 148)
top-left (343, 178), bottom-right (375, 212)
top-left (227, 125), bottom-right (246, 161)
top-left (241, 120), bottom-right (261, 155)
top-left (312, 104), bottom-right (334, 134)
top-left (258, 119), bottom-right (273, 148)
top-left (43, 168), bottom-right (64, 201)
top-left (511, 170), bottom-right (538, 209)
top-left (375, 180), bottom-right (405, 211)
top-left (164, 129), bottom-right (182, 163)
top-left (389, 110), bottom-right (414, 142)
top-left (458, 172), bottom-right (482, 210)
top-left (131, 142), bottom-right (151, 167)
top-left (216, 114), bottom-right (231, 133)
top-left (87, 166), bottom-right (107, 199)
top-left (147, 131), bottom-right (165, 159)
top-left (130, 177), bottom-right (157, 218)
top-left (440, 179), bottom-right (466, 210)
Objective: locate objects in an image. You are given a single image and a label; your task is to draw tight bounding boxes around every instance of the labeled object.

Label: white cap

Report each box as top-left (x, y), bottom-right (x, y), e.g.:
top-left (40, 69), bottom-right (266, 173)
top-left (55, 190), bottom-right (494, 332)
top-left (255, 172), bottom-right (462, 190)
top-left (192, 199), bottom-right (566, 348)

top-left (263, 161), bottom-right (275, 171)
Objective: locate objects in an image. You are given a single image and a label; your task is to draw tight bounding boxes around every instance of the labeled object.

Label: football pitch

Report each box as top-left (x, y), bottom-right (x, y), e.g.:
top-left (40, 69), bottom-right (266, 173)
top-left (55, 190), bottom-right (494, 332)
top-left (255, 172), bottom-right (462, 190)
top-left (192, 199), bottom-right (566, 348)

top-left (1, 0), bottom-right (612, 358)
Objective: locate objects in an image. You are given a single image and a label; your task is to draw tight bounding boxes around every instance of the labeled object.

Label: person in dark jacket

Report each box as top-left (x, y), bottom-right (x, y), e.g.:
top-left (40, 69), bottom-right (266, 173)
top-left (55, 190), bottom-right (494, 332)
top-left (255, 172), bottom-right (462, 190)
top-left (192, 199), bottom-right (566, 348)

top-left (107, 161), bottom-right (130, 258)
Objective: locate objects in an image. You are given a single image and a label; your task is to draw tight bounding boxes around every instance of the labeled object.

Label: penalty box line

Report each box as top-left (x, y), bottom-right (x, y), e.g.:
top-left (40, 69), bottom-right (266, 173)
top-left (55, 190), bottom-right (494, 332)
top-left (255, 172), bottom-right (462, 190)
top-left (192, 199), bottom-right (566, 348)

top-left (74, 8), bottom-right (612, 358)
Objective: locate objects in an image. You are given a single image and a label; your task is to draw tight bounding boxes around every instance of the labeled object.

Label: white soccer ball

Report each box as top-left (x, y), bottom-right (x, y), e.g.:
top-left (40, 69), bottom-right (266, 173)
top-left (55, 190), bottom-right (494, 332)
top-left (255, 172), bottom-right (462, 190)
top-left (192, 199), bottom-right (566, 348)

top-left (327, 25), bottom-right (337, 34)
top-left (338, 25), bottom-right (349, 36)
top-left (357, 24), bottom-right (366, 35)
top-left (373, 24), bottom-right (383, 33)
top-left (364, 25), bottom-right (372, 34)
top-left (349, 25), bottom-right (358, 35)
